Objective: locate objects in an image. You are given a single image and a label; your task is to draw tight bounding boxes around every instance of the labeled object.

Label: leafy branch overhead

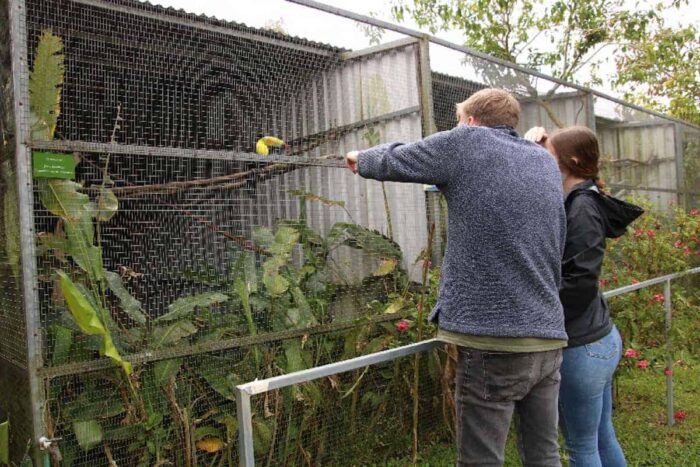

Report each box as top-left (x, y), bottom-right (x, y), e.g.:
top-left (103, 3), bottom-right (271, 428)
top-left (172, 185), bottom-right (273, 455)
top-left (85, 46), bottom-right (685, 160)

top-left (391, 0), bottom-right (696, 124)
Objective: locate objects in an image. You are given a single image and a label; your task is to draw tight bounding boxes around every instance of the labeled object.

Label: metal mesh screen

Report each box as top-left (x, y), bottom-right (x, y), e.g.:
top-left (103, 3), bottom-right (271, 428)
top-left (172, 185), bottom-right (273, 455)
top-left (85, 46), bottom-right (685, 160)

top-left (15, 0), bottom-right (440, 463)
top-left (247, 347), bottom-right (451, 466)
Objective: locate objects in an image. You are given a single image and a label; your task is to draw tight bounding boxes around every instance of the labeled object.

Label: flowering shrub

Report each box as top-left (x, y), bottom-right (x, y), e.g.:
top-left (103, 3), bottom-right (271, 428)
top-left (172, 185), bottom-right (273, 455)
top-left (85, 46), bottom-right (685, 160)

top-left (602, 200), bottom-right (700, 357)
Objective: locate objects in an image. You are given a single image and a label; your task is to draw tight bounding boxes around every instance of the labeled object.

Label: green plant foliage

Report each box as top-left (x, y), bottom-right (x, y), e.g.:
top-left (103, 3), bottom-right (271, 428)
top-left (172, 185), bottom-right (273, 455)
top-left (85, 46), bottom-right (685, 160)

top-left (96, 183), bottom-right (119, 222)
top-left (58, 270), bottom-right (131, 374)
top-left (601, 202), bottom-right (700, 354)
top-left (154, 358), bottom-right (182, 387)
top-left (154, 291), bottom-right (229, 323)
top-left (151, 320), bottom-right (198, 348)
top-left (73, 419), bottom-right (103, 452)
top-left (28, 30), bottom-right (64, 140)
top-left (104, 271), bottom-right (147, 325)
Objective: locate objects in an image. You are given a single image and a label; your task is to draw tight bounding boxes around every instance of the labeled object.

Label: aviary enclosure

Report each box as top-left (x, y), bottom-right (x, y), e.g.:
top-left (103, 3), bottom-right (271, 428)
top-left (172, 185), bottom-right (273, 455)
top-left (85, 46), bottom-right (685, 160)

top-left (1, 0), bottom-right (699, 465)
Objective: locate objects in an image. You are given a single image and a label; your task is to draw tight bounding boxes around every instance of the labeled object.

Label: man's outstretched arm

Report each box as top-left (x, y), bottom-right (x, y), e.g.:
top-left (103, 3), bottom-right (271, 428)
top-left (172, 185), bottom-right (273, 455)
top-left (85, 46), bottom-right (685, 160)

top-left (345, 129), bottom-right (460, 186)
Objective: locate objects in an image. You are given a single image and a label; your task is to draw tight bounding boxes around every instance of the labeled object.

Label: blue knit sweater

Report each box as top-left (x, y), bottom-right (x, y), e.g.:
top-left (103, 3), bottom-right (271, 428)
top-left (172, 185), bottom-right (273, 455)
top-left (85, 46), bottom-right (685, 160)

top-left (358, 125), bottom-right (567, 340)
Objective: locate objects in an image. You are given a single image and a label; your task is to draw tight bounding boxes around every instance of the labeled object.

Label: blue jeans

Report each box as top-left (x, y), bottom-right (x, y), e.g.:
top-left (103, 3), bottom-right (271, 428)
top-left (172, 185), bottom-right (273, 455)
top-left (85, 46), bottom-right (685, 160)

top-left (559, 326), bottom-right (626, 467)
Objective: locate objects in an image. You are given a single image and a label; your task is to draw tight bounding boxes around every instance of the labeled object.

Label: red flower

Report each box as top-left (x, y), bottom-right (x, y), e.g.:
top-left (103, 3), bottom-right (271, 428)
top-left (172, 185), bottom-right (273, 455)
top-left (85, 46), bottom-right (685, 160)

top-left (650, 293), bottom-right (665, 303)
top-left (396, 320), bottom-right (410, 333)
top-left (599, 279), bottom-right (609, 287)
top-left (646, 229), bottom-right (655, 238)
top-left (690, 208), bottom-right (699, 217)
top-left (631, 279), bottom-right (640, 285)
top-left (674, 240), bottom-right (683, 248)
top-left (664, 369), bottom-right (673, 376)
top-left (624, 348), bottom-right (641, 358)
top-left (634, 228), bottom-right (644, 237)
top-left (674, 410), bottom-right (687, 421)
top-left (691, 236), bottom-right (698, 242)
top-left (637, 360), bottom-right (649, 369)
top-left (683, 247), bottom-right (691, 256)
top-left (426, 260), bottom-right (433, 269)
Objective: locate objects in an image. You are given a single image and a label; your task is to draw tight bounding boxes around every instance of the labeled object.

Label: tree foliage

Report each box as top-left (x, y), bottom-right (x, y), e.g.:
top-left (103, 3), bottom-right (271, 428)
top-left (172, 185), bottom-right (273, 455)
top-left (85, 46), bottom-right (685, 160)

top-left (391, 0), bottom-right (698, 125)
top-left (615, 24), bottom-right (700, 125)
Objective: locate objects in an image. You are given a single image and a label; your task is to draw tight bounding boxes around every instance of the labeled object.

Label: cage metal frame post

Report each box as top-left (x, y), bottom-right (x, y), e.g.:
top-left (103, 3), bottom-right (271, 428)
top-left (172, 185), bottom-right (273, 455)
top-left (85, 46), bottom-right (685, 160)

top-left (235, 338), bottom-right (443, 466)
top-left (664, 279), bottom-right (674, 426)
top-left (9, 0), bottom-right (46, 462)
top-left (674, 123), bottom-right (686, 209)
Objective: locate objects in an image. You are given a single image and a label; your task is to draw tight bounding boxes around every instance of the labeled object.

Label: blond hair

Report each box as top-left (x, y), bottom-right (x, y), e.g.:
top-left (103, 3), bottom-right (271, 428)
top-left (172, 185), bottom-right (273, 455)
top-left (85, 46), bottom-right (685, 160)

top-left (455, 88), bottom-right (520, 128)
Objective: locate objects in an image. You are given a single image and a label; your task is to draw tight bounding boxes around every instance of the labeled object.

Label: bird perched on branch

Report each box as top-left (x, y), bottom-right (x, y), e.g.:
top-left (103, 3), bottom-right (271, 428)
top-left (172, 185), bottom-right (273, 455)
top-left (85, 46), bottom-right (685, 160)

top-left (255, 135), bottom-right (289, 156)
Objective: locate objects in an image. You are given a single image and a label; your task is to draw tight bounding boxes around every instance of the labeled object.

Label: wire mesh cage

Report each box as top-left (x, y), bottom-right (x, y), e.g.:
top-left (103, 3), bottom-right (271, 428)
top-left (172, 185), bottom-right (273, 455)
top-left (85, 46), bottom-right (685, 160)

top-left (1, 0), bottom-right (699, 465)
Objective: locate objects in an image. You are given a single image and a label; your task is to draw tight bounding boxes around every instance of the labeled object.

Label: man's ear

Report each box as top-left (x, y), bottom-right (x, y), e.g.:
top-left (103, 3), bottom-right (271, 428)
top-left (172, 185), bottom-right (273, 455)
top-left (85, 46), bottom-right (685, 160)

top-left (467, 116), bottom-right (481, 127)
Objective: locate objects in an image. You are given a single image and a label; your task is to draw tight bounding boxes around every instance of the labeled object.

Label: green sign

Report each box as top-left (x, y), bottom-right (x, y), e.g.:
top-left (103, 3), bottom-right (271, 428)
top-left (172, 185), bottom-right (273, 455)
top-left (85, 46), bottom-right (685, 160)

top-left (32, 151), bottom-right (76, 179)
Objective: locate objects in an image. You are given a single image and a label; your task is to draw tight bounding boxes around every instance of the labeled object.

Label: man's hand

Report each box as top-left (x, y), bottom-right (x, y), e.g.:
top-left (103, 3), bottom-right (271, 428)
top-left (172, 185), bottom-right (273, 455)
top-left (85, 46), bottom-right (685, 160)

top-left (345, 151), bottom-right (359, 174)
top-left (523, 126), bottom-right (548, 145)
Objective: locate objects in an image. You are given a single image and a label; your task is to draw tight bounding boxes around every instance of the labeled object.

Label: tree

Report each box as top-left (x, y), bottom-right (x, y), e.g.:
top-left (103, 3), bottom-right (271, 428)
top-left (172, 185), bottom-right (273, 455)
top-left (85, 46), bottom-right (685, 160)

top-left (390, 0), bottom-right (685, 126)
top-left (615, 24), bottom-right (700, 125)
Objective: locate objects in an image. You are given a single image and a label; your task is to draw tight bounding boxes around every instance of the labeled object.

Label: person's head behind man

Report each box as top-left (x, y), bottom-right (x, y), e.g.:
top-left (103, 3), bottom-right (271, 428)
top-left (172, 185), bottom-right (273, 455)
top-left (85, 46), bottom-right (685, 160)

top-left (455, 88), bottom-right (520, 129)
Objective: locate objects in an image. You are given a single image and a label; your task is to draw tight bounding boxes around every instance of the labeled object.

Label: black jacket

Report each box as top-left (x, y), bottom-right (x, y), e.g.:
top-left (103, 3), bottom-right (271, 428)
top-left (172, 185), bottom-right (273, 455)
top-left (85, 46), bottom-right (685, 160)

top-left (561, 180), bottom-right (644, 347)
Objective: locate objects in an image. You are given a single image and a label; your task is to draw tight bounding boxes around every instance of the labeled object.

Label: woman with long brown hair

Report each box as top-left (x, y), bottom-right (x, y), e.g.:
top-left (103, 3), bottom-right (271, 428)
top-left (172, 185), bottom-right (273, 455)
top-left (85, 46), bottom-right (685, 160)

top-left (525, 125), bottom-right (643, 466)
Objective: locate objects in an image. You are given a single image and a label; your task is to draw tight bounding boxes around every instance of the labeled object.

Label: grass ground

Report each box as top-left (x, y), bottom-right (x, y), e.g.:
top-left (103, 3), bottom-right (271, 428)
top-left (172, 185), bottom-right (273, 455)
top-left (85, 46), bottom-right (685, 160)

top-left (382, 361), bottom-right (700, 466)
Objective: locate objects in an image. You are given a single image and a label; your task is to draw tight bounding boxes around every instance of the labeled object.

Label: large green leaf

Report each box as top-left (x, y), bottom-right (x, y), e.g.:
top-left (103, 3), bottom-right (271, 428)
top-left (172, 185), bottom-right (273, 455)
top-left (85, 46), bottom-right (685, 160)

top-left (103, 424), bottom-right (144, 442)
top-left (96, 185), bottom-right (118, 222)
top-left (29, 30), bottom-right (64, 141)
top-left (100, 333), bottom-right (132, 375)
top-left (65, 398), bottom-right (125, 421)
top-left (58, 271), bottom-right (106, 336)
top-left (154, 358), bottom-right (182, 387)
top-left (155, 292), bottom-right (228, 323)
top-left (252, 419), bottom-right (272, 457)
top-left (269, 226), bottom-right (300, 256)
top-left (198, 365), bottom-right (237, 401)
top-left (283, 340), bottom-right (306, 374)
top-left (234, 278), bottom-right (257, 336)
top-left (374, 258), bottom-right (398, 276)
top-left (38, 179), bottom-right (90, 221)
top-left (152, 321), bottom-right (198, 348)
top-left (327, 222), bottom-right (402, 259)
top-left (263, 273), bottom-right (289, 296)
top-left (58, 271), bottom-right (131, 375)
top-left (288, 287), bottom-right (317, 328)
top-left (104, 271), bottom-right (146, 325)
top-left (51, 325), bottom-right (73, 365)
top-left (252, 226), bottom-right (275, 249)
top-left (73, 420), bottom-right (102, 451)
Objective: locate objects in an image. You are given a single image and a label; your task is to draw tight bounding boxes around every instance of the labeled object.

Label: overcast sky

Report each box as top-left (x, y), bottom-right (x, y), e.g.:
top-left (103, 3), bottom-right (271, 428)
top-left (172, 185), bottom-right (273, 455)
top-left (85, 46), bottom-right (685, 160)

top-left (143, 0), bottom-right (698, 100)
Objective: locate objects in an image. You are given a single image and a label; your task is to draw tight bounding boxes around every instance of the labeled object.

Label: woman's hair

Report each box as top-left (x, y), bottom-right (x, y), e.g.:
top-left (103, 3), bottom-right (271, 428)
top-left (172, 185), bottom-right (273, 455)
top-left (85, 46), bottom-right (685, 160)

top-left (548, 126), bottom-right (606, 191)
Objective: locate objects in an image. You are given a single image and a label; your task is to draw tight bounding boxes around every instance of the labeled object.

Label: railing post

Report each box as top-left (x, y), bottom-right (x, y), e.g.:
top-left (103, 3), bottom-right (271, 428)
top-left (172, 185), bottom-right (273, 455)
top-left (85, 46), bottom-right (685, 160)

top-left (236, 388), bottom-right (255, 467)
top-left (664, 279), bottom-right (674, 427)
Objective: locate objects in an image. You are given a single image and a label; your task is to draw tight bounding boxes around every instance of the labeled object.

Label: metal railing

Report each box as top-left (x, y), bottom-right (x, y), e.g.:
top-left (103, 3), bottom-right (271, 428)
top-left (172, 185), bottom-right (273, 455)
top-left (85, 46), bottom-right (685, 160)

top-left (235, 267), bottom-right (700, 466)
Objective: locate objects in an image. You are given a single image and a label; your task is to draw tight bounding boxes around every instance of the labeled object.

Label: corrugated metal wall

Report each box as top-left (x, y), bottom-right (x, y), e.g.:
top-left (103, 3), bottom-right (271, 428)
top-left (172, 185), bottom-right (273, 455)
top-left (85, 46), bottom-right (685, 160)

top-left (263, 41), bottom-right (427, 283)
top-left (517, 91), bottom-right (594, 133)
top-left (598, 121), bottom-right (678, 208)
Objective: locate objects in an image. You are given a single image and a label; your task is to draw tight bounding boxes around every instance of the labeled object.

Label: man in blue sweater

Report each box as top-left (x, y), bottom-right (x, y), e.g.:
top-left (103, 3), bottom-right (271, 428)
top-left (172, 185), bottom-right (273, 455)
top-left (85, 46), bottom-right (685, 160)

top-left (346, 89), bottom-right (566, 466)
